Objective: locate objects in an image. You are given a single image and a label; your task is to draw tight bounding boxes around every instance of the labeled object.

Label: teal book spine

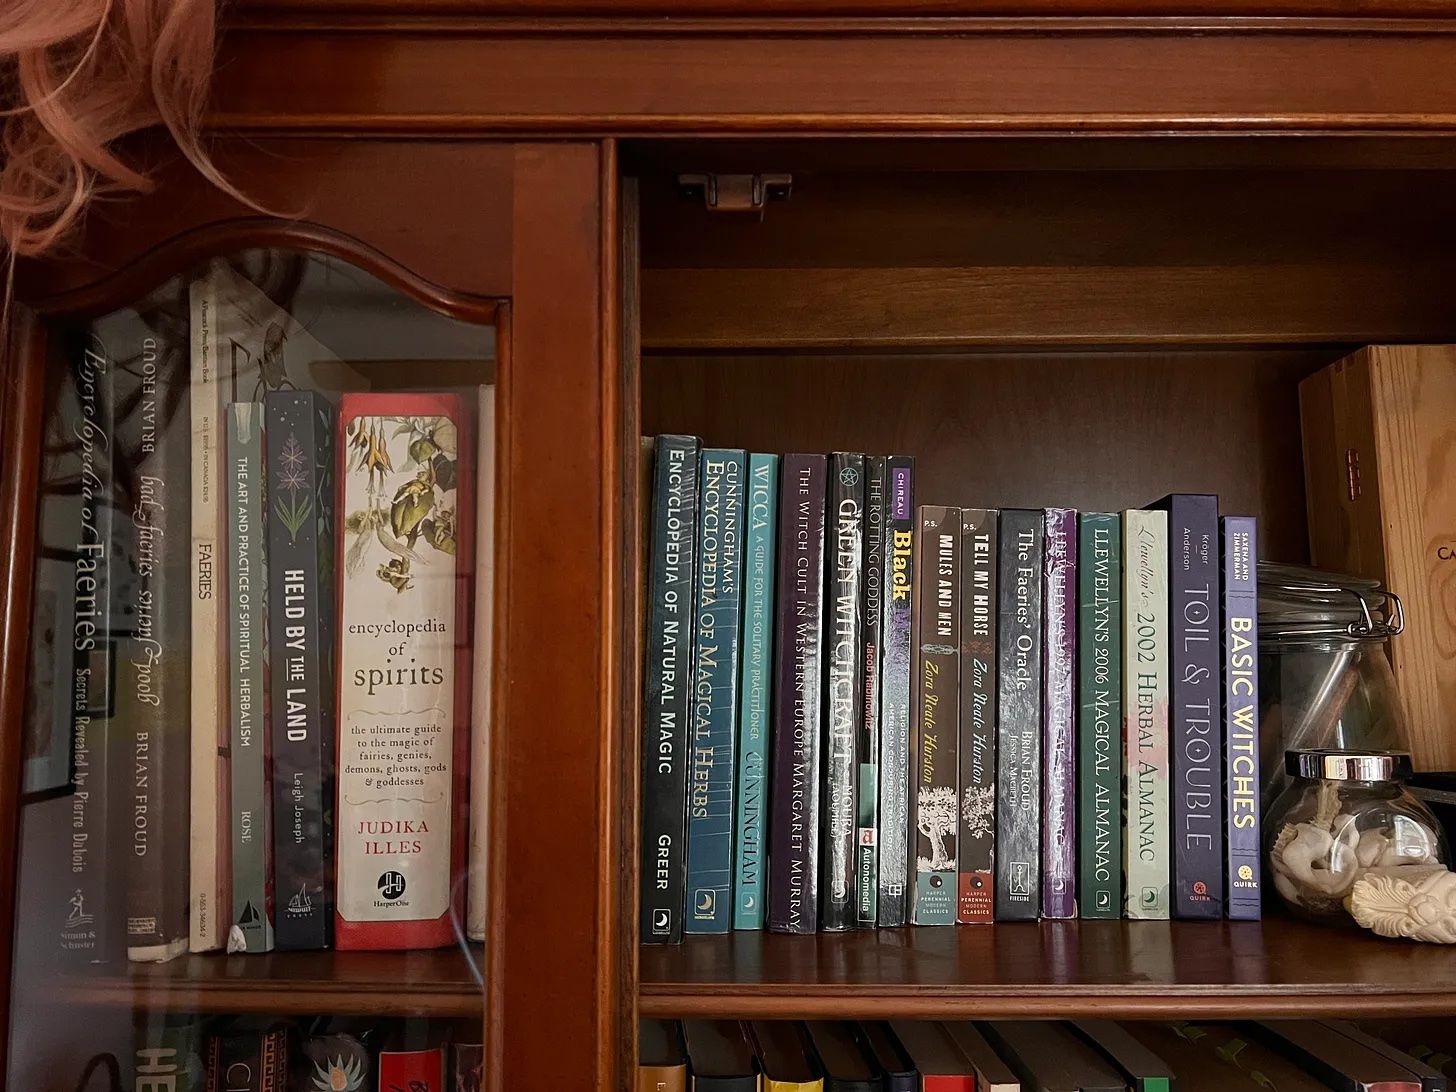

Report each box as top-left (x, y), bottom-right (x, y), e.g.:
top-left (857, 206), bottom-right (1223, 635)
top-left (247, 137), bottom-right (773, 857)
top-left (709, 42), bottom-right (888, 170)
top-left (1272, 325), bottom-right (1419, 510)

top-left (685, 449), bottom-right (747, 934)
top-left (733, 453), bottom-right (778, 930)
top-left (1077, 513), bottom-right (1123, 919)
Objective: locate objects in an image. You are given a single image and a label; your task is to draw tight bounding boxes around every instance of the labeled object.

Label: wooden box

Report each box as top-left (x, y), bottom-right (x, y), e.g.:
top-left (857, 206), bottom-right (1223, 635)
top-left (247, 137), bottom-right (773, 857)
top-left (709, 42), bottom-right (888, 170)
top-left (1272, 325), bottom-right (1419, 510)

top-left (1301, 345), bottom-right (1456, 770)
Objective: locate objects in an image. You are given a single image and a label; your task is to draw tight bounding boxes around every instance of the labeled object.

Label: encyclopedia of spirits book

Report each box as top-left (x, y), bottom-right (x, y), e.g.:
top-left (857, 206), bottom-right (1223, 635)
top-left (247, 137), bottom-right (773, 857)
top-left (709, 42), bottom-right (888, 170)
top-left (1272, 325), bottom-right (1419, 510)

top-left (640, 435), bottom-right (700, 945)
top-left (334, 393), bottom-right (473, 950)
top-left (265, 390), bottom-right (336, 950)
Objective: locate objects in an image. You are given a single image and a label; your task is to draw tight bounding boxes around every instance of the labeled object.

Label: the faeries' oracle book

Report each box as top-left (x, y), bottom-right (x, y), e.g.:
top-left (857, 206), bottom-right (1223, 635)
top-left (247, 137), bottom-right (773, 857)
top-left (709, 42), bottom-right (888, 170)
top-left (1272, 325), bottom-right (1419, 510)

top-left (334, 392), bottom-right (473, 950)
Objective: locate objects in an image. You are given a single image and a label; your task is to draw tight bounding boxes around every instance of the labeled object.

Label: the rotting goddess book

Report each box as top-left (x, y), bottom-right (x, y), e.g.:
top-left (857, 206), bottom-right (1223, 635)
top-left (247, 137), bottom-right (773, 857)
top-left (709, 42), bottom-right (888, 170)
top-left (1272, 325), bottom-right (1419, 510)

top-left (334, 393), bottom-right (473, 950)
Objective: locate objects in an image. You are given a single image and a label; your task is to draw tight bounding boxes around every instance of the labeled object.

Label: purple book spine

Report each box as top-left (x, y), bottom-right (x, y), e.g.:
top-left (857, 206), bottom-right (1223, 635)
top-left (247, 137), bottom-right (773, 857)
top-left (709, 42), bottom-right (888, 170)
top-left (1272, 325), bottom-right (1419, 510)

top-left (1041, 508), bottom-right (1077, 919)
top-left (1161, 493), bottom-right (1224, 919)
top-left (1222, 516), bottom-right (1261, 920)
top-left (769, 455), bottom-right (828, 934)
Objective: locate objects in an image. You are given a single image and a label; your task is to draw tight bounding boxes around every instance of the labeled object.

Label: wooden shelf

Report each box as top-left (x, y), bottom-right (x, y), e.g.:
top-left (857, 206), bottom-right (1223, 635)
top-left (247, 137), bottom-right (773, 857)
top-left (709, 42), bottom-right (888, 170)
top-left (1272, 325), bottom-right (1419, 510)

top-left (50, 946), bottom-right (484, 1016)
top-left (639, 919), bottom-right (1456, 1019)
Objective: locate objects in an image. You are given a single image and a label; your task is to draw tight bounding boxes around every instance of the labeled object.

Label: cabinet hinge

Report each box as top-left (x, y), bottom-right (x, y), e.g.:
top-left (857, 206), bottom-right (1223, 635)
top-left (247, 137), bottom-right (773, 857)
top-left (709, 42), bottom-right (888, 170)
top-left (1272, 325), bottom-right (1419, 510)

top-left (1345, 446), bottom-right (1362, 501)
top-left (677, 173), bottom-right (792, 217)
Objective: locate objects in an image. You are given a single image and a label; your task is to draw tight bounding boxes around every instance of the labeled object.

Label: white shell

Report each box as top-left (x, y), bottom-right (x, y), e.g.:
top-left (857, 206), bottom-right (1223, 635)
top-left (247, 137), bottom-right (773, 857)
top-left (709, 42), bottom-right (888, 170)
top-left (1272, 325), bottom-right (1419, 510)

top-left (1347, 866), bottom-right (1456, 944)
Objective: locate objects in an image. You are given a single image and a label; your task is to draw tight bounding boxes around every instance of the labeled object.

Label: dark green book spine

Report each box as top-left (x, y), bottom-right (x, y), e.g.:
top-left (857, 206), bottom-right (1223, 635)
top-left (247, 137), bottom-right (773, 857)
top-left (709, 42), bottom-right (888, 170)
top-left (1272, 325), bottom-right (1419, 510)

top-left (265, 390), bottom-right (336, 950)
top-left (686, 449), bottom-right (746, 934)
top-left (958, 508), bottom-right (997, 923)
top-left (1078, 513), bottom-right (1123, 919)
top-left (640, 435), bottom-right (700, 944)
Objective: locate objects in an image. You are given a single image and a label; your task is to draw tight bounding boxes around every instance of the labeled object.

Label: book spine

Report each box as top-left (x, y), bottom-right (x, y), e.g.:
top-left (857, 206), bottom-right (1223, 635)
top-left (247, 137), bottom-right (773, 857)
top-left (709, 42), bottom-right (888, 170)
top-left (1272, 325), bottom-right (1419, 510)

top-left (1223, 516), bottom-right (1262, 920)
top-left (135, 1018), bottom-right (204, 1092)
top-left (334, 394), bottom-right (471, 950)
top-left (1042, 508), bottom-right (1078, 920)
top-left (911, 505), bottom-right (960, 925)
top-left (995, 509), bottom-right (1043, 921)
top-left (227, 405), bottom-right (274, 953)
top-left (1077, 514), bottom-right (1123, 920)
top-left (466, 386), bottom-right (495, 943)
top-left (640, 436), bottom-right (700, 944)
top-left (377, 1049), bottom-right (446, 1092)
top-left (189, 280), bottom-right (229, 953)
top-left (213, 1032), bottom-right (264, 1092)
top-left (452, 1043), bottom-right (485, 1092)
top-left (855, 457), bottom-right (888, 928)
top-left (734, 453), bottom-right (778, 930)
top-left (265, 390), bottom-right (336, 950)
top-left (117, 330), bottom-right (192, 963)
top-left (769, 454), bottom-right (827, 934)
top-left (1124, 509), bottom-right (1171, 919)
top-left (686, 449), bottom-right (746, 935)
top-left (60, 334), bottom-right (125, 964)
top-left (822, 453), bottom-right (866, 932)
top-left (877, 458), bottom-right (915, 927)
top-left (1165, 496), bottom-right (1224, 919)
top-left (958, 508), bottom-right (997, 924)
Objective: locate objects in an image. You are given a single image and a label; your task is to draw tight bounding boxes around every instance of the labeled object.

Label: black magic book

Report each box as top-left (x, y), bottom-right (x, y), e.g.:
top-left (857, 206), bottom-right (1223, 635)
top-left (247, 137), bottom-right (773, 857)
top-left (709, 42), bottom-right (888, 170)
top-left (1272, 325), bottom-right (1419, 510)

top-left (1154, 493), bottom-right (1224, 919)
top-left (995, 509), bottom-right (1043, 921)
top-left (265, 391), bottom-right (336, 950)
top-left (822, 452), bottom-right (865, 932)
top-left (855, 456), bottom-right (888, 928)
top-left (640, 435), bottom-right (699, 944)
top-left (113, 316), bottom-right (192, 964)
top-left (877, 457), bottom-right (915, 928)
top-left (769, 454), bottom-right (827, 934)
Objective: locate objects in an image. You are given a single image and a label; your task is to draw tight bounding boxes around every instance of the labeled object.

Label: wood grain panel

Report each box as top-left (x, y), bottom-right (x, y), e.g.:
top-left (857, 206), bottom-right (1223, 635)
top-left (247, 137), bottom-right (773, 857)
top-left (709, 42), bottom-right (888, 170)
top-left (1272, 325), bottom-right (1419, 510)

top-left (641, 264), bottom-right (1456, 348)
top-left (488, 142), bottom-right (618, 1092)
top-left (641, 350), bottom-right (1331, 562)
top-left (16, 139), bottom-right (514, 309)
top-left (0, 311), bottom-right (51, 1078)
top-left (637, 919), bottom-right (1456, 1018)
top-left (228, 3), bottom-right (1456, 18)
top-left (209, 26), bottom-right (1456, 132)
top-left (1302, 345), bottom-right (1456, 770)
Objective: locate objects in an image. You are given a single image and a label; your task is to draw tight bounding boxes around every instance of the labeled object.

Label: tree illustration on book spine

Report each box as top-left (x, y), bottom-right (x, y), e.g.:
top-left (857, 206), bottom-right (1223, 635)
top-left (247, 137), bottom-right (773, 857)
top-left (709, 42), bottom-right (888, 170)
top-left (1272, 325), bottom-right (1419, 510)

top-left (265, 390), bottom-right (336, 951)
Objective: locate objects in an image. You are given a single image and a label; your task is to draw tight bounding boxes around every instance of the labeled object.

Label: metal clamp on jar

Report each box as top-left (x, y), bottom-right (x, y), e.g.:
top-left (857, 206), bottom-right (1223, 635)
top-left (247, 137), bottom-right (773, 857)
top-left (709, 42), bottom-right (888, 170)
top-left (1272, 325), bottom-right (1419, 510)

top-left (1257, 562), bottom-right (1407, 809)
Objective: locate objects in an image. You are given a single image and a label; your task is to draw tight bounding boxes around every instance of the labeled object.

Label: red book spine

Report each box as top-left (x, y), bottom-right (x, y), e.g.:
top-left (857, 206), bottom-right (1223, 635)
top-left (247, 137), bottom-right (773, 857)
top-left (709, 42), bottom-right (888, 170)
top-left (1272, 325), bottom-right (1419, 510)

top-left (334, 392), bottom-right (473, 950)
top-left (378, 1048), bottom-right (445, 1092)
top-left (921, 1078), bottom-right (976, 1092)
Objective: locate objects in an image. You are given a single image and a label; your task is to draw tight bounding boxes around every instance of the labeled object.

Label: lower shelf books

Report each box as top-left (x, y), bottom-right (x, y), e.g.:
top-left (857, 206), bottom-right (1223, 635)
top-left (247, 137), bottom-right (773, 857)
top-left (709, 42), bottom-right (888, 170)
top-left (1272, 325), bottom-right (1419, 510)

top-left (646, 1020), bottom-right (1444, 1092)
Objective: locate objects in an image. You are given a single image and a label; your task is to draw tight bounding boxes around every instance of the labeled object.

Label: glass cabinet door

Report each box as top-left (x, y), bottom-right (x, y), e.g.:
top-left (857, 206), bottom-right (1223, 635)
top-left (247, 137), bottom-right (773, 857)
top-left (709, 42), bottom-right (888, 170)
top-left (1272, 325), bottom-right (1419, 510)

top-left (8, 249), bottom-right (497, 1091)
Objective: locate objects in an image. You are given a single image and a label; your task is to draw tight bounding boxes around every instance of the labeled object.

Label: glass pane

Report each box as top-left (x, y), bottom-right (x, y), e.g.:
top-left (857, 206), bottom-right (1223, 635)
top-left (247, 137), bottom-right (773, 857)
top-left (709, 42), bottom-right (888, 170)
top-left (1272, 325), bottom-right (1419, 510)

top-left (9, 250), bottom-right (496, 1090)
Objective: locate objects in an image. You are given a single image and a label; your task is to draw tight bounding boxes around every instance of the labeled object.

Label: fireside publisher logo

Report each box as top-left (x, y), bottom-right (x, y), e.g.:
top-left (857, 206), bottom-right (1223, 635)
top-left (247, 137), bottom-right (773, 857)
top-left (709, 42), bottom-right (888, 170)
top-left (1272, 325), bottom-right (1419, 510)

top-left (651, 908), bottom-right (673, 936)
top-left (377, 871), bottom-right (407, 901)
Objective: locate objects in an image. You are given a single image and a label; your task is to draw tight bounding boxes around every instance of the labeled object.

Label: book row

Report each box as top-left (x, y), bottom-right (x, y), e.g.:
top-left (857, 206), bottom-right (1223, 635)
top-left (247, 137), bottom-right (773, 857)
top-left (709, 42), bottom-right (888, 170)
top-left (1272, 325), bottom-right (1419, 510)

top-left (47, 263), bottom-right (494, 961)
top-left (639, 438), bottom-right (1262, 939)
top-left (639, 1018), bottom-right (1448, 1092)
top-left (131, 1015), bottom-right (479, 1092)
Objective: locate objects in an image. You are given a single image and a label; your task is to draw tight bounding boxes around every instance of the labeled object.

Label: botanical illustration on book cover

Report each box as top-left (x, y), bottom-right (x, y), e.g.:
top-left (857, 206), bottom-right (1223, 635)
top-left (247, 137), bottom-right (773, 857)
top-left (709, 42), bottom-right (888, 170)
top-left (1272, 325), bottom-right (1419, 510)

top-left (336, 406), bottom-right (461, 929)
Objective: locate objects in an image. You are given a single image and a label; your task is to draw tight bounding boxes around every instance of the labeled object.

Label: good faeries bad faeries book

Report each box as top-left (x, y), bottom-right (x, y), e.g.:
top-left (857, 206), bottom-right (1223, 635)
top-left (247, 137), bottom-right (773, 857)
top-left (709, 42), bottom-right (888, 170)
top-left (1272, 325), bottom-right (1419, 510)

top-left (334, 392), bottom-right (474, 950)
